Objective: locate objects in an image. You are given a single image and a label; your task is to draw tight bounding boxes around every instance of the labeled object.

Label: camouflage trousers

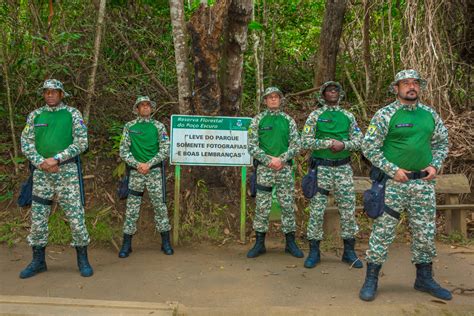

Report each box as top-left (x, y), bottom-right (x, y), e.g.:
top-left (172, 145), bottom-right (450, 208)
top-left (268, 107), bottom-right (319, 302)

top-left (253, 164), bottom-right (296, 234)
top-left (366, 179), bottom-right (436, 265)
top-left (28, 163), bottom-right (90, 247)
top-left (123, 167), bottom-right (170, 235)
top-left (306, 164), bottom-right (358, 240)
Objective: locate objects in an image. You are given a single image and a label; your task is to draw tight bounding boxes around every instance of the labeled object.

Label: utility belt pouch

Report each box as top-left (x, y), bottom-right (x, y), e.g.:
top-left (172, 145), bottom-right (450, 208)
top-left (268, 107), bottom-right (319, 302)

top-left (18, 162), bottom-right (36, 207)
top-left (302, 167), bottom-right (318, 199)
top-left (249, 160), bottom-right (259, 198)
top-left (363, 166), bottom-right (390, 219)
top-left (117, 165), bottom-right (131, 200)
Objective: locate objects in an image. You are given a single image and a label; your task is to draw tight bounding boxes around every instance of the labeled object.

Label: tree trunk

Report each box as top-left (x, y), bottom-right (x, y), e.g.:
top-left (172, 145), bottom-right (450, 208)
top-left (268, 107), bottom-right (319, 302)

top-left (362, 0), bottom-right (371, 100)
top-left (170, 0), bottom-right (192, 114)
top-left (188, 0), bottom-right (231, 115)
top-left (314, 0), bottom-right (348, 87)
top-left (84, 0), bottom-right (106, 123)
top-left (252, 0), bottom-right (265, 112)
top-left (220, 0), bottom-right (252, 115)
top-left (0, 30), bottom-right (19, 174)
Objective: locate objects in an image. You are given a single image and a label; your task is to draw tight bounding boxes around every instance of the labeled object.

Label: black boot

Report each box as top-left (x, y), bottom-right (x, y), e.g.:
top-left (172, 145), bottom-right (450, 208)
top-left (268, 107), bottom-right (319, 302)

top-left (414, 263), bottom-right (452, 300)
top-left (247, 231), bottom-right (266, 258)
top-left (76, 246), bottom-right (93, 277)
top-left (160, 231), bottom-right (174, 255)
top-left (342, 238), bottom-right (363, 268)
top-left (359, 263), bottom-right (382, 301)
top-left (285, 232), bottom-right (304, 258)
top-left (118, 234), bottom-right (133, 258)
top-left (304, 240), bottom-right (320, 268)
top-left (19, 246), bottom-right (47, 279)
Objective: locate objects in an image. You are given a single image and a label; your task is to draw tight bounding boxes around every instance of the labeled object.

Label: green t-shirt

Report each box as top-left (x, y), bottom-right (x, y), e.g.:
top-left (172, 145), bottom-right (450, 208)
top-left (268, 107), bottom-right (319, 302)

top-left (312, 110), bottom-right (351, 159)
top-left (258, 114), bottom-right (290, 157)
top-left (129, 121), bottom-right (159, 163)
top-left (34, 109), bottom-right (73, 158)
top-left (382, 107), bottom-right (435, 171)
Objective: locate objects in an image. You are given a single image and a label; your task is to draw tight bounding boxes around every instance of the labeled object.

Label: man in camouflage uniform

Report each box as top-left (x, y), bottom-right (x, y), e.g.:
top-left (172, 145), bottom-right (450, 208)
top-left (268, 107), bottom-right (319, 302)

top-left (301, 81), bottom-right (363, 269)
top-left (20, 79), bottom-right (93, 278)
top-left (246, 87), bottom-right (303, 258)
top-left (118, 96), bottom-right (173, 257)
top-left (359, 70), bottom-right (451, 301)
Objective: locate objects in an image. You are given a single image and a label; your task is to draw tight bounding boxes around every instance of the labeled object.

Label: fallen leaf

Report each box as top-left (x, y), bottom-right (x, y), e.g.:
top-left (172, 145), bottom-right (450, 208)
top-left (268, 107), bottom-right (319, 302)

top-left (286, 264), bottom-right (297, 268)
top-left (224, 228), bottom-right (230, 235)
top-left (430, 299), bottom-right (447, 304)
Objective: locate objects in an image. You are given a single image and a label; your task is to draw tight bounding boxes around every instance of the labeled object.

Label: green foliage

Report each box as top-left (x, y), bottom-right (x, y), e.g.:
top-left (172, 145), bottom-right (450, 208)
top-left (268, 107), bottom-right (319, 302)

top-left (48, 206), bottom-right (119, 245)
top-left (0, 219), bottom-right (26, 247)
top-left (180, 179), bottom-right (228, 242)
top-left (439, 231), bottom-right (472, 246)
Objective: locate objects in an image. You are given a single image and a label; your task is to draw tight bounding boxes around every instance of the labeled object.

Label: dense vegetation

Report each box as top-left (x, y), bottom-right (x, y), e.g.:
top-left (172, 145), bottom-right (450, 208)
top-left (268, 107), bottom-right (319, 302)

top-left (0, 0), bottom-right (472, 245)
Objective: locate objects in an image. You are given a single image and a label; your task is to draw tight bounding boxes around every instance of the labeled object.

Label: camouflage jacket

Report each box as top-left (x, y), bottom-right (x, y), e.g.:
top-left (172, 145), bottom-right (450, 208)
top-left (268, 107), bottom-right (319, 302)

top-left (362, 100), bottom-right (449, 177)
top-left (301, 105), bottom-right (362, 151)
top-left (119, 117), bottom-right (170, 168)
top-left (247, 109), bottom-right (301, 166)
top-left (21, 103), bottom-right (88, 167)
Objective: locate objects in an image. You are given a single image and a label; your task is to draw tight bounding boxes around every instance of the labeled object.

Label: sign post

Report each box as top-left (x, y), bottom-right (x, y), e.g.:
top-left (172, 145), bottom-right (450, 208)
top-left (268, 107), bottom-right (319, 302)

top-left (170, 115), bottom-right (252, 244)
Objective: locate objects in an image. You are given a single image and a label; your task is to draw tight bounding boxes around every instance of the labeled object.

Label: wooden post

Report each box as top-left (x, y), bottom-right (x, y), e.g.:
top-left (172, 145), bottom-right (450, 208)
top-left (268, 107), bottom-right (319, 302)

top-left (173, 165), bottom-right (181, 245)
top-left (445, 194), bottom-right (467, 238)
top-left (240, 166), bottom-right (247, 243)
top-left (323, 194), bottom-right (340, 242)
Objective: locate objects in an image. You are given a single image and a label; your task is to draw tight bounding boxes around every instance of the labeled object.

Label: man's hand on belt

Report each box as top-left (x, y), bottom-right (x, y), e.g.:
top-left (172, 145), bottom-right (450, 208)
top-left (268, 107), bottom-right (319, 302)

top-left (421, 166), bottom-right (437, 181)
top-left (137, 163), bottom-right (150, 175)
top-left (268, 157), bottom-right (284, 171)
top-left (393, 168), bottom-right (409, 183)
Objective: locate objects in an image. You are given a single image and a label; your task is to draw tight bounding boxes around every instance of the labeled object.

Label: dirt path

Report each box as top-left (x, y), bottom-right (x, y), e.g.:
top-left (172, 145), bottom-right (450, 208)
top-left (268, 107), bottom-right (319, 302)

top-left (1, 240), bottom-right (473, 314)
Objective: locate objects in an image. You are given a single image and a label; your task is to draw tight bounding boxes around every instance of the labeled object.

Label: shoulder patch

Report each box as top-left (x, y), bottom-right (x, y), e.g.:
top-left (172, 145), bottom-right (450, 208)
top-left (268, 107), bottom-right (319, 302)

top-left (23, 124), bottom-right (30, 134)
top-left (367, 125), bottom-right (377, 135)
top-left (161, 132), bottom-right (169, 141)
top-left (79, 120), bottom-right (87, 129)
top-left (303, 125), bottom-right (312, 133)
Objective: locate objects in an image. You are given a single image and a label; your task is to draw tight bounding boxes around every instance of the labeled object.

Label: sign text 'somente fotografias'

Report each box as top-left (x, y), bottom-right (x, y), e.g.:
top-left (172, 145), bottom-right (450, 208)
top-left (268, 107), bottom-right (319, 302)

top-left (170, 115), bottom-right (252, 166)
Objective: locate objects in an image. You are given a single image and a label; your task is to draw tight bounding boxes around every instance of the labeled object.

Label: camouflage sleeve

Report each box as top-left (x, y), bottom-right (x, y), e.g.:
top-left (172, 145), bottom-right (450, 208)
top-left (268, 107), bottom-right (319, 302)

top-left (362, 108), bottom-right (399, 177)
top-left (147, 121), bottom-right (170, 166)
top-left (20, 110), bottom-right (45, 168)
top-left (279, 116), bottom-right (301, 162)
top-left (301, 110), bottom-right (332, 150)
top-left (342, 111), bottom-right (363, 151)
top-left (247, 114), bottom-right (271, 165)
top-left (429, 110), bottom-right (449, 171)
top-left (119, 122), bottom-right (140, 168)
top-left (55, 108), bottom-right (88, 161)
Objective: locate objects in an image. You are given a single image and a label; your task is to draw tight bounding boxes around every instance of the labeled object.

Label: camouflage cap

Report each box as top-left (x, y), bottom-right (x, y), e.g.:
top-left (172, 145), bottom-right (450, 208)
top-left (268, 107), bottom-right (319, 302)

top-left (262, 86), bottom-right (283, 100)
top-left (37, 79), bottom-right (70, 97)
top-left (317, 81), bottom-right (345, 106)
top-left (133, 95), bottom-right (156, 111)
top-left (389, 69), bottom-right (427, 94)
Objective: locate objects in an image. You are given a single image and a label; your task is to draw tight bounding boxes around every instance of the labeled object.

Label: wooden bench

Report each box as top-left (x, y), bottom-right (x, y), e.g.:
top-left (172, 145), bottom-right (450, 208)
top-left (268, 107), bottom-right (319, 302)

top-left (323, 174), bottom-right (473, 239)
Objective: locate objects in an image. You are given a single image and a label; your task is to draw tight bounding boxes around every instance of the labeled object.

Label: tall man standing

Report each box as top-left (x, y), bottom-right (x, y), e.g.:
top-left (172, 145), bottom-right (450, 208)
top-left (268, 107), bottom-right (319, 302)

top-left (359, 70), bottom-right (451, 301)
top-left (118, 96), bottom-right (173, 257)
top-left (20, 79), bottom-right (93, 278)
top-left (301, 81), bottom-right (363, 269)
top-left (246, 87), bottom-right (303, 258)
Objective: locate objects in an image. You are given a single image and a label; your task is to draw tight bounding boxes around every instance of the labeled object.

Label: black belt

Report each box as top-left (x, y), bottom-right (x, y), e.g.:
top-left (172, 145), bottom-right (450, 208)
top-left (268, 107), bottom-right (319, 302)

top-left (313, 157), bottom-right (350, 167)
top-left (129, 189), bottom-right (144, 197)
top-left (384, 205), bottom-right (400, 220)
top-left (129, 162), bottom-right (162, 171)
top-left (256, 184), bottom-right (272, 192)
top-left (32, 195), bottom-right (53, 206)
top-left (406, 171), bottom-right (429, 180)
top-left (59, 157), bottom-right (76, 166)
